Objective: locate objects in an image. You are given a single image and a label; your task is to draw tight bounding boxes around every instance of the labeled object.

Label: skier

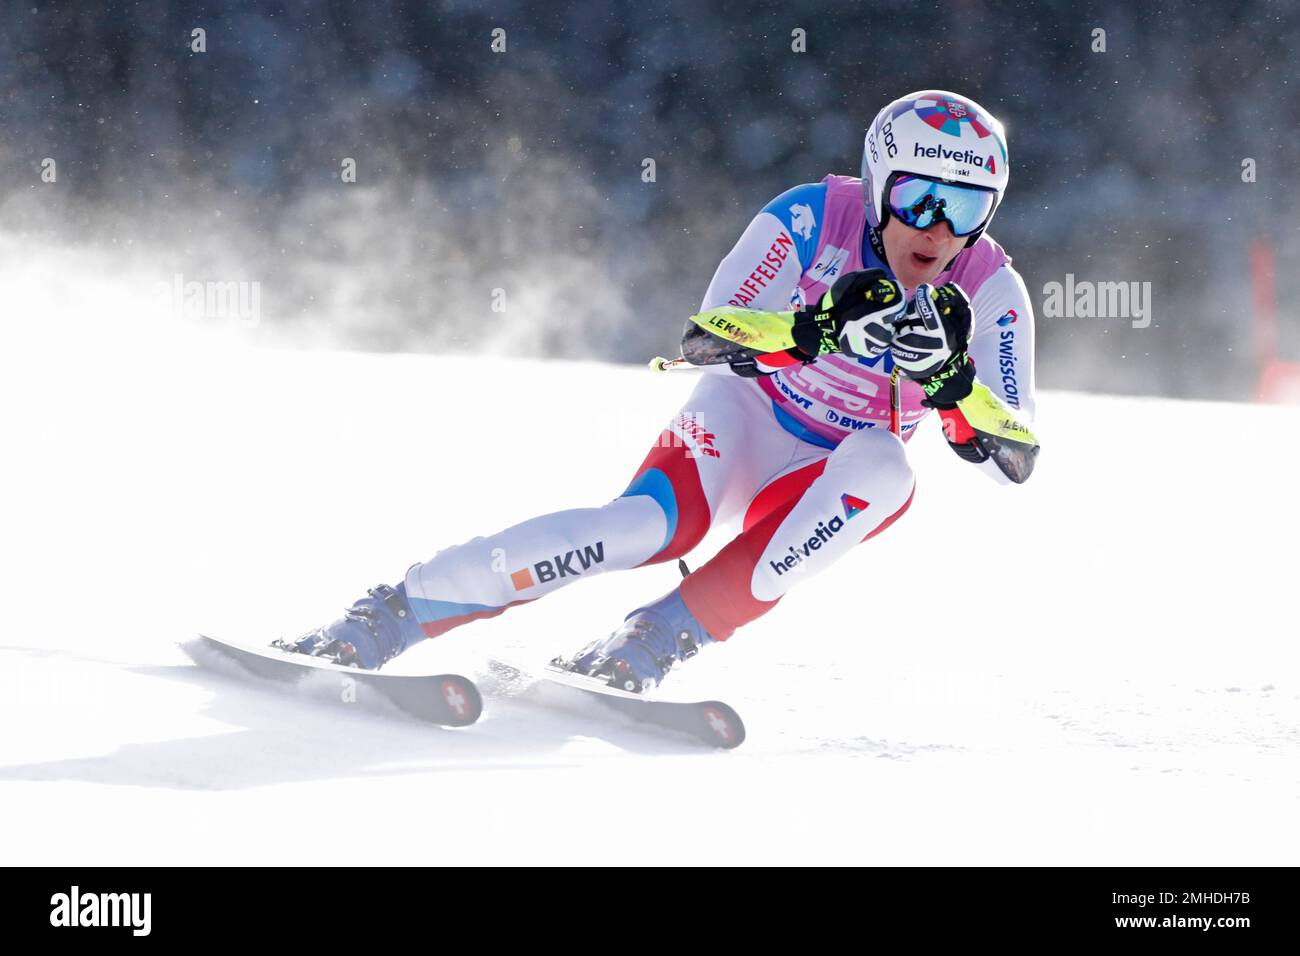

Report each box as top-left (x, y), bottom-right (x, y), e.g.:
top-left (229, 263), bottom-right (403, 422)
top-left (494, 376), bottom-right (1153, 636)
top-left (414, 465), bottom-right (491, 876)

top-left (288, 90), bottom-right (1039, 691)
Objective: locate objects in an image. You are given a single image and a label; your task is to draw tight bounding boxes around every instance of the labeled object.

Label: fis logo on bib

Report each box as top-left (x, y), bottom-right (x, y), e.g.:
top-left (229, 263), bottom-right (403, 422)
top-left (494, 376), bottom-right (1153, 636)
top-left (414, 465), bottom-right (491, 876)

top-left (808, 245), bottom-right (850, 284)
top-left (512, 541), bottom-right (606, 590)
top-left (770, 496), bottom-right (868, 576)
top-left (50, 886), bottom-right (151, 936)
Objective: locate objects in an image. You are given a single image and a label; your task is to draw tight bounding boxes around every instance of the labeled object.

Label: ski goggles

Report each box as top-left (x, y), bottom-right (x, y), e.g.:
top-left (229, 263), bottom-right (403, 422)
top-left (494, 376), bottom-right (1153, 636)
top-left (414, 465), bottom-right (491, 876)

top-left (886, 173), bottom-right (997, 237)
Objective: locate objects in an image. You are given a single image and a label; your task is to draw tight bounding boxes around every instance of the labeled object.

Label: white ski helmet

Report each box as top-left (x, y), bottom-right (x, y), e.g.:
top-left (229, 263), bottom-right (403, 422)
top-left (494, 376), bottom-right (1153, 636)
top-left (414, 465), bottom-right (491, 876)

top-left (862, 90), bottom-right (1009, 246)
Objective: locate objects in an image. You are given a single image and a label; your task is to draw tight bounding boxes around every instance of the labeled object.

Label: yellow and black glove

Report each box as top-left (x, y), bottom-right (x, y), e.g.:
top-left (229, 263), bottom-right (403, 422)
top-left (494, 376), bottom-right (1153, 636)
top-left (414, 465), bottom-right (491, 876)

top-left (789, 269), bottom-right (907, 360)
top-left (892, 282), bottom-right (975, 399)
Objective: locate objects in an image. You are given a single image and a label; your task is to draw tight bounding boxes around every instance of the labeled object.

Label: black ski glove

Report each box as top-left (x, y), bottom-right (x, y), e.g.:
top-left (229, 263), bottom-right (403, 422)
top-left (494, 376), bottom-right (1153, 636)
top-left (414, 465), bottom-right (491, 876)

top-left (789, 269), bottom-right (907, 360)
top-left (892, 282), bottom-right (976, 408)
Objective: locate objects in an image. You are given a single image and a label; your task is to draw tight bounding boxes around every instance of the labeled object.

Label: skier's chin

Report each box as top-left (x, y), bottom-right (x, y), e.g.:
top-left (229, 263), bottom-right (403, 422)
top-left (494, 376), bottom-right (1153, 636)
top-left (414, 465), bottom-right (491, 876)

top-left (898, 251), bottom-right (943, 289)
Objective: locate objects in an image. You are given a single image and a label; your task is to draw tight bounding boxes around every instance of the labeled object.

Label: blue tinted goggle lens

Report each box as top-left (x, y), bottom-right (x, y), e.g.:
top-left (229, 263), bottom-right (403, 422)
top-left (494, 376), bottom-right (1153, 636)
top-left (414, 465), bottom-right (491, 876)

top-left (888, 175), bottom-right (995, 237)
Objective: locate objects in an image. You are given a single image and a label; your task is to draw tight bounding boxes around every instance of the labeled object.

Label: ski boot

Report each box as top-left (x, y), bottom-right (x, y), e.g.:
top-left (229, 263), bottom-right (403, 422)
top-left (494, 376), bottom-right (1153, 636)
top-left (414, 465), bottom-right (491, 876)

top-left (564, 588), bottom-right (715, 693)
top-left (278, 583), bottom-right (424, 669)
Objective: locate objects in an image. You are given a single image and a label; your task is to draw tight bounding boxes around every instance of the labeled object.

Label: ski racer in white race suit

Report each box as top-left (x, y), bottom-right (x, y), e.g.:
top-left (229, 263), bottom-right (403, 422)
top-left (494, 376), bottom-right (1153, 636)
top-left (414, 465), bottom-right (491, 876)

top-left (290, 90), bottom-right (1040, 692)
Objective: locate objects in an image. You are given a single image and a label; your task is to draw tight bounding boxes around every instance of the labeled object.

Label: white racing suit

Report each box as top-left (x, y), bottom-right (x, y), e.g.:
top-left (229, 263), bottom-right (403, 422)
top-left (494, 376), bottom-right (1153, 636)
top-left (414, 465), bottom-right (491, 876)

top-left (404, 174), bottom-right (1036, 642)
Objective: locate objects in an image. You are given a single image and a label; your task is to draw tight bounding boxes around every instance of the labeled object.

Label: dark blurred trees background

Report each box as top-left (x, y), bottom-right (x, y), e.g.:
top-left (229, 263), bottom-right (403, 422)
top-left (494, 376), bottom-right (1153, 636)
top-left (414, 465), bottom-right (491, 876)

top-left (1, 0), bottom-right (1296, 399)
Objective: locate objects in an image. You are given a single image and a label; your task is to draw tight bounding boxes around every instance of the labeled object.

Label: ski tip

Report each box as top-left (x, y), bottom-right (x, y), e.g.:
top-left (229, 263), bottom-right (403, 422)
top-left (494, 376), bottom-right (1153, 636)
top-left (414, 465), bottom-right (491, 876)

top-left (434, 675), bottom-right (483, 727)
top-left (185, 633), bottom-right (239, 662)
top-left (698, 701), bottom-right (746, 749)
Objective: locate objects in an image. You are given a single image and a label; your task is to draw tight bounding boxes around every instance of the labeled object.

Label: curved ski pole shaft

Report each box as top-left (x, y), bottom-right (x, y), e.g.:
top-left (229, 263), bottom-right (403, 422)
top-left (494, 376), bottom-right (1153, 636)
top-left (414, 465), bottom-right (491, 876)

top-left (649, 355), bottom-right (696, 372)
top-left (889, 367), bottom-right (902, 436)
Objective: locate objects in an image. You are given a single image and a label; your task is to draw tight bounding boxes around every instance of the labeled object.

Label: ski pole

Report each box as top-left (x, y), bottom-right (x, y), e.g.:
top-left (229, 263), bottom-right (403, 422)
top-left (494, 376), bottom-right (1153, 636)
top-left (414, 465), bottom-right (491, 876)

top-left (888, 367), bottom-right (901, 436)
top-left (888, 294), bottom-right (919, 437)
top-left (648, 355), bottom-right (694, 372)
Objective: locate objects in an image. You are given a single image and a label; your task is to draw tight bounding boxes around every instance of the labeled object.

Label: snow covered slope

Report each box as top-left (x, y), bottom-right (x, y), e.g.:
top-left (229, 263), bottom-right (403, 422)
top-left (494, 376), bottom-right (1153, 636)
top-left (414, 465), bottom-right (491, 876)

top-left (2, 294), bottom-right (1299, 865)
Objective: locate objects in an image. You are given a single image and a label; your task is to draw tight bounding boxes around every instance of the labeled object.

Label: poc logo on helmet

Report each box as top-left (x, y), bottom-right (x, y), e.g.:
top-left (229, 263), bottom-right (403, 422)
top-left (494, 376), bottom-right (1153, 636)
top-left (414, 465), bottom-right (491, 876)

top-left (879, 120), bottom-right (898, 158)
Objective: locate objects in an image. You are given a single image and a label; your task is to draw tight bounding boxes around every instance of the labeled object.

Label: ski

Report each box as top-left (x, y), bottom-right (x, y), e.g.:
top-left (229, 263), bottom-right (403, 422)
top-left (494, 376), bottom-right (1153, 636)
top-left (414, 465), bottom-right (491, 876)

top-left (489, 658), bottom-right (745, 749)
top-left (186, 634), bottom-right (482, 727)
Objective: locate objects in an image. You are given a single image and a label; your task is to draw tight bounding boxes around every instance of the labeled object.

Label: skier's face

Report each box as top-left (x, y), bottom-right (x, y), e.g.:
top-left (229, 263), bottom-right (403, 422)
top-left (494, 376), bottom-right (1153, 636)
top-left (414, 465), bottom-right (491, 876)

top-left (882, 217), bottom-right (966, 290)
